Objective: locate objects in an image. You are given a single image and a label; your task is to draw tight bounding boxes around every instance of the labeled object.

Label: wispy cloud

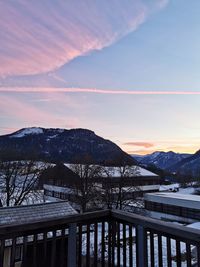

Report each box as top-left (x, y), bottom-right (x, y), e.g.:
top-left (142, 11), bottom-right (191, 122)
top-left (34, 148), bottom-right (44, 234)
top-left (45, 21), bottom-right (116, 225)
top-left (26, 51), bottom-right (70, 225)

top-left (0, 0), bottom-right (166, 78)
top-left (0, 87), bottom-right (200, 95)
top-left (124, 142), bottom-right (154, 148)
top-left (0, 94), bottom-right (80, 130)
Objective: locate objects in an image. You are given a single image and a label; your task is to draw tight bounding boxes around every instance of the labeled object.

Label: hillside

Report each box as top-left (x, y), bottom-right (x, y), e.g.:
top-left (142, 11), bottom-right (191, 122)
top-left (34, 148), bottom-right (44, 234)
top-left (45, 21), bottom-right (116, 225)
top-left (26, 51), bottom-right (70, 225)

top-left (0, 127), bottom-right (136, 165)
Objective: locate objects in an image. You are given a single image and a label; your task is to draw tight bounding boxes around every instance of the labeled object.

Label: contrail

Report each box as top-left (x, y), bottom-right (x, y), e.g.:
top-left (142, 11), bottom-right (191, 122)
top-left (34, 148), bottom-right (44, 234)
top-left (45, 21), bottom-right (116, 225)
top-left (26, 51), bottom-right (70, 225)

top-left (0, 87), bottom-right (200, 95)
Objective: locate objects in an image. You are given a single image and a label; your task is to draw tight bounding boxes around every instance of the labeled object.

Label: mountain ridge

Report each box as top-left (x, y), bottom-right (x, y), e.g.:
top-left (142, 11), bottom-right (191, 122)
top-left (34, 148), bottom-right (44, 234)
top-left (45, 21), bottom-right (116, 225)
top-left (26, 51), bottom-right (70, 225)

top-left (0, 127), bottom-right (136, 165)
top-left (132, 150), bottom-right (200, 178)
top-left (132, 151), bottom-right (191, 170)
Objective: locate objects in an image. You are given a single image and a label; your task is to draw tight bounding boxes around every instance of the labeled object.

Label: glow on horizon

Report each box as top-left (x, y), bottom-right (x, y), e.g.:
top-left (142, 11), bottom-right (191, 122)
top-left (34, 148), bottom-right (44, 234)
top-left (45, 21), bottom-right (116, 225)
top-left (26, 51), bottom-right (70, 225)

top-left (124, 145), bottom-right (200, 155)
top-left (0, 124), bottom-right (199, 156)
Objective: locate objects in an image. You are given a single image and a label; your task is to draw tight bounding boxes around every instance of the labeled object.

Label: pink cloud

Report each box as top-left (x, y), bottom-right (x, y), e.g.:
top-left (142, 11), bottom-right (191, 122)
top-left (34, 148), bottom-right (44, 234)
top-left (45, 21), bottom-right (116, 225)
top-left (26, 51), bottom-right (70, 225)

top-left (124, 142), bottom-right (154, 148)
top-left (0, 87), bottom-right (200, 95)
top-left (0, 0), bottom-right (166, 78)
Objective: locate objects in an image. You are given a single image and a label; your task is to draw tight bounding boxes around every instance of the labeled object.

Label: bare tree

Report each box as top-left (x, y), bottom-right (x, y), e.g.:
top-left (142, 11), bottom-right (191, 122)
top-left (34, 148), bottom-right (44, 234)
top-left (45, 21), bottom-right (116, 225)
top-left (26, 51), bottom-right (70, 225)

top-left (0, 160), bottom-right (45, 207)
top-left (102, 165), bottom-right (141, 210)
top-left (68, 163), bottom-right (143, 212)
top-left (69, 163), bottom-right (104, 212)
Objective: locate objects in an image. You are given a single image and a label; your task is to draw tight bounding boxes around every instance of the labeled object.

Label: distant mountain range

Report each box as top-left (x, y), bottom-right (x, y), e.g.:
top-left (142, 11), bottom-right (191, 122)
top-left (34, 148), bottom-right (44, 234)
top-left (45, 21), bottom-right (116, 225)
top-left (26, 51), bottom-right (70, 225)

top-left (0, 127), bottom-right (135, 165)
top-left (132, 151), bottom-right (200, 178)
top-left (1, 127), bottom-right (200, 177)
top-left (133, 151), bottom-right (191, 170)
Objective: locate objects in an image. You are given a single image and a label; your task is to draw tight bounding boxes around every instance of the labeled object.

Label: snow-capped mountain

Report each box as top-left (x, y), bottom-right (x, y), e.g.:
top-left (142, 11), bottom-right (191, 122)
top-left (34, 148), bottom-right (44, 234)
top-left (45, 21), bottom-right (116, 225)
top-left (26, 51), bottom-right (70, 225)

top-left (132, 151), bottom-right (191, 170)
top-left (10, 127), bottom-right (45, 138)
top-left (168, 150), bottom-right (200, 177)
top-left (0, 127), bottom-right (136, 165)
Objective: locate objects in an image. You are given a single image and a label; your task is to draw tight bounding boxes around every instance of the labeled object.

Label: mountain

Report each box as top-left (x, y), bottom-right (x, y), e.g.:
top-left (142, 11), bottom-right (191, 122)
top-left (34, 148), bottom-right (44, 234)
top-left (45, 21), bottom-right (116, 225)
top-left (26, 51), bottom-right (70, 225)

top-left (169, 150), bottom-right (200, 177)
top-left (132, 151), bottom-right (191, 170)
top-left (0, 127), bottom-right (136, 165)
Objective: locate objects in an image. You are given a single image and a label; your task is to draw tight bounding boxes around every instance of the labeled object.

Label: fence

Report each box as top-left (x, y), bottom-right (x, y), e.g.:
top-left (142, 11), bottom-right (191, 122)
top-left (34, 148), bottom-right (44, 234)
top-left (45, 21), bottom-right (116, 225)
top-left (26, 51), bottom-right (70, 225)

top-left (0, 209), bottom-right (200, 267)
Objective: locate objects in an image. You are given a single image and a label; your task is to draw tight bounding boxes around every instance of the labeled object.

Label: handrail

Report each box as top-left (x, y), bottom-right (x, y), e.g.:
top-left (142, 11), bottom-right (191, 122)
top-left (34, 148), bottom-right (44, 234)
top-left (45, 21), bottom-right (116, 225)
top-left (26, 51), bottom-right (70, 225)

top-left (0, 208), bottom-right (200, 242)
top-left (0, 209), bottom-right (200, 267)
top-left (112, 209), bottom-right (200, 242)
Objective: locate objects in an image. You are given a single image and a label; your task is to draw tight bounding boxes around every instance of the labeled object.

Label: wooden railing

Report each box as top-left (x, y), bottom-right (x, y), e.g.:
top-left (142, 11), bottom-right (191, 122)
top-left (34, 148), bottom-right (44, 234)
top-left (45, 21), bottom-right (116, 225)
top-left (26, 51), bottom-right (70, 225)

top-left (0, 209), bottom-right (200, 267)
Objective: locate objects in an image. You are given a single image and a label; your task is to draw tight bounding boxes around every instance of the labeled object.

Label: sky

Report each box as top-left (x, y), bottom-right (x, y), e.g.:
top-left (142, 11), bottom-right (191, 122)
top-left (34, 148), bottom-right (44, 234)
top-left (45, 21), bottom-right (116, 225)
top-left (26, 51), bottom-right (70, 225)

top-left (0, 0), bottom-right (200, 155)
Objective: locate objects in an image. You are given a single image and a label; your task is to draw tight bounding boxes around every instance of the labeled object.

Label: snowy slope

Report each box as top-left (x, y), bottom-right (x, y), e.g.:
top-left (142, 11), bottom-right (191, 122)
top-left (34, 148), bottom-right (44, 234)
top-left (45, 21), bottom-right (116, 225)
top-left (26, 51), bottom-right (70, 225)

top-left (11, 127), bottom-right (44, 138)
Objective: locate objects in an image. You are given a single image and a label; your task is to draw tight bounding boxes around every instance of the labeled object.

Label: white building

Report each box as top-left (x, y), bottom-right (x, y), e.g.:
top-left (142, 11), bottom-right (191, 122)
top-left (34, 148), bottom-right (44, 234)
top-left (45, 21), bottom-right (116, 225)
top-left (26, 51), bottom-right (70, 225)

top-left (144, 192), bottom-right (200, 223)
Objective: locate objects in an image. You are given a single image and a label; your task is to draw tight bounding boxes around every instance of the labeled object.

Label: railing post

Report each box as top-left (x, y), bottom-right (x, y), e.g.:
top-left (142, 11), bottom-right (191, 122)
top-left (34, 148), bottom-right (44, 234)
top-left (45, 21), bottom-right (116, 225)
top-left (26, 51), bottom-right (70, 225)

top-left (68, 223), bottom-right (77, 267)
top-left (136, 225), bottom-right (148, 267)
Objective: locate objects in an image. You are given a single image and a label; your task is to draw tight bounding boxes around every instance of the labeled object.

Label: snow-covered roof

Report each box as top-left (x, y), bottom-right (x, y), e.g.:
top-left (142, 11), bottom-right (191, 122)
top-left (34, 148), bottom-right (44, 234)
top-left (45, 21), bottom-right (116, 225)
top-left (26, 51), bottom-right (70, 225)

top-left (0, 201), bottom-right (77, 226)
top-left (102, 166), bottom-right (158, 177)
top-left (145, 192), bottom-right (200, 210)
top-left (65, 164), bottom-right (158, 178)
top-left (146, 192), bottom-right (200, 201)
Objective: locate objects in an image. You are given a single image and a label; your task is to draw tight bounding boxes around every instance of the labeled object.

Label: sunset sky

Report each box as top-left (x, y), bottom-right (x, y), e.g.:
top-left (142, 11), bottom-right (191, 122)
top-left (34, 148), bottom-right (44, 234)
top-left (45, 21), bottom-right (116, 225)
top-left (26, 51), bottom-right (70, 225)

top-left (0, 0), bottom-right (200, 155)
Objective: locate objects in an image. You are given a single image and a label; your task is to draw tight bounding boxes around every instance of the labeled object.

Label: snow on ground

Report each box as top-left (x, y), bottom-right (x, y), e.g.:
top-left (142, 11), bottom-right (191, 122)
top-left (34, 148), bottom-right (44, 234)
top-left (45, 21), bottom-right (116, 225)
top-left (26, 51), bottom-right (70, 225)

top-left (159, 183), bottom-right (179, 192)
top-left (159, 183), bottom-right (200, 195)
top-left (0, 161), bottom-right (52, 207)
top-left (178, 187), bottom-right (197, 195)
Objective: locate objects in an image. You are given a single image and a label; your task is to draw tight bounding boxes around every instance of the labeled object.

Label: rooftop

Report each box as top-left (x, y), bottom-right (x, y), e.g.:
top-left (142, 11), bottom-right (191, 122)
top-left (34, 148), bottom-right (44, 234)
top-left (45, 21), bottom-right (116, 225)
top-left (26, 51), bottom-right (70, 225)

top-left (146, 192), bottom-right (200, 202)
top-left (145, 192), bottom-right (200, 210)
top-left (0, 201), bottom-right (77, 226)
top-left (65, 164), bottom-right (159, 178)
top-left (40, 163), bottom-right (80, 185)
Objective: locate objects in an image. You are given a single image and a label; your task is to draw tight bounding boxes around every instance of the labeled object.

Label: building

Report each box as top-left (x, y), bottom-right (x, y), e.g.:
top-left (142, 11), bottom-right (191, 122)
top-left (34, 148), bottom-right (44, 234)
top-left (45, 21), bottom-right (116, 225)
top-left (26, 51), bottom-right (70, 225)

top-left (43, 164), bottom-right (160, 211)
top-left (42, 164), bottom-right (83, 210)
top-left (0, 201), bottom-right (77, 267)
top-left (144, 192), bottom-right (200, 223)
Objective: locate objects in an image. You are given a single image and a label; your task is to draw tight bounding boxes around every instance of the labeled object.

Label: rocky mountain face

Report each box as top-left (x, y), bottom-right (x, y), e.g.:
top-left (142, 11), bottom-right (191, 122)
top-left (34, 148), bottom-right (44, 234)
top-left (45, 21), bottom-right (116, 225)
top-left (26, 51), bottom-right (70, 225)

top-left (132, 151), bottom-right (191, 170)
top-left (0, 127), bottom-right (136, 165)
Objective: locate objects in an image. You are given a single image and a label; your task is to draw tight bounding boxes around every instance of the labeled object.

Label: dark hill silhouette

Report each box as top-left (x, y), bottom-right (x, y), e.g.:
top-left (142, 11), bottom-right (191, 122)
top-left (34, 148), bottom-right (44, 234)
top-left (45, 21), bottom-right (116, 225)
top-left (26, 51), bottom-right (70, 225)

top-left (0, 127), bottom-right (136, 165)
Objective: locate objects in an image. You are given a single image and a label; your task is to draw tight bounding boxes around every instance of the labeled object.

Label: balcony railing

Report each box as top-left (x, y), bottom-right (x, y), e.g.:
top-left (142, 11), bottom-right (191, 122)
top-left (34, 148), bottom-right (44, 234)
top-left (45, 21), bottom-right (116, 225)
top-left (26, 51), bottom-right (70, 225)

top-left (0, 209), bottom-right (200, 267)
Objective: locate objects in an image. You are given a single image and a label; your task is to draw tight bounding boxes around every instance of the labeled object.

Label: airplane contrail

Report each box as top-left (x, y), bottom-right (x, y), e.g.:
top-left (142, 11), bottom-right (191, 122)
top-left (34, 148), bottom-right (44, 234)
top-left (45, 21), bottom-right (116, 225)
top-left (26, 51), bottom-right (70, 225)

top-left (0, 87), bottom-right (200, 95)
